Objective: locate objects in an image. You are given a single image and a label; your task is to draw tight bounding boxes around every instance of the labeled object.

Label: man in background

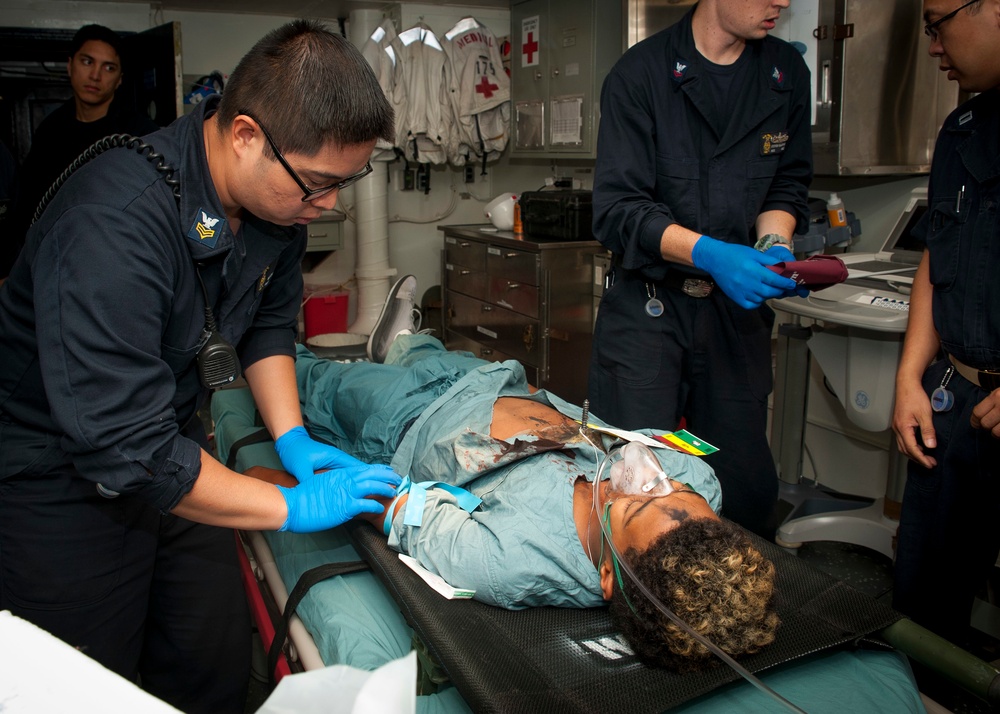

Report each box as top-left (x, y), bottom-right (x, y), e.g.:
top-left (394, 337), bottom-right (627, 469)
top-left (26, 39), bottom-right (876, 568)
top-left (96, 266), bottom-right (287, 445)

top-left (588, 0), bottom-right (812, 538)
top-left (892, 0), bottom-right (1000, 648)
top-left (2, 24), bottom-right (157, 277)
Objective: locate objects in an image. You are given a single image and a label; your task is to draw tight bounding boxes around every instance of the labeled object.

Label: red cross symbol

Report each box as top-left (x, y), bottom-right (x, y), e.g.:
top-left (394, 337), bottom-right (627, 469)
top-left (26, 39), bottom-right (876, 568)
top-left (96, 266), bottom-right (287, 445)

top-left (522, 32), bottom-right (538, 64)
top-left (475, 76), bottom-right (499, 99)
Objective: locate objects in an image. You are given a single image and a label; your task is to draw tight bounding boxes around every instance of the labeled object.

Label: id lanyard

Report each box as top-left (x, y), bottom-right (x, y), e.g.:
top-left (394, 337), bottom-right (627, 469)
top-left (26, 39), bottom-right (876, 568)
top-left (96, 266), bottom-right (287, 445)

top-left (644, 283), bottom-right (664, 318)
top-left (931, 365), bottom-right (955, 413)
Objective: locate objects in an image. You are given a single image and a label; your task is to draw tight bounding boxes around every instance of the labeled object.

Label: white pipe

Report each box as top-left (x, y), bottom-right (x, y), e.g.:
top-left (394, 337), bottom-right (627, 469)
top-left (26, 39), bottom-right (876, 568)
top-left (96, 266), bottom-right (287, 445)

top-left (349, 161), bottom-right (395, 336)
top-left (347, 9), bottom-right (395, 337)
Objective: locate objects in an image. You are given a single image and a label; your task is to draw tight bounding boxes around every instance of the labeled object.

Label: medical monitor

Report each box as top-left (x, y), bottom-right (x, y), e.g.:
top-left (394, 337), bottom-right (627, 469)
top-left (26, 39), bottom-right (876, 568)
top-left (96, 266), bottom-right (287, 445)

top-left (840, 186), bottom-right (928, 284)
top-left (878, 187), bottom-right (928, 263)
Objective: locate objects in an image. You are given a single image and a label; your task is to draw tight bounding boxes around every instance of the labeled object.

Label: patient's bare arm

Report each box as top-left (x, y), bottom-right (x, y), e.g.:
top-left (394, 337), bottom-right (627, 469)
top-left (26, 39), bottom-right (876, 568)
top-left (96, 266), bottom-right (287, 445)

top-left (244, 465), bottom-right (299, 488)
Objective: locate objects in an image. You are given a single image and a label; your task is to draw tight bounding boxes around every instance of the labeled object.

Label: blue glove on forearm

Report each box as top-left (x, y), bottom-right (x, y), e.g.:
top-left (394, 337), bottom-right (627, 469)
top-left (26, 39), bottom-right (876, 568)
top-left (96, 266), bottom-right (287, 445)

top-left (691, 235), bottom-right (799, 309)
top-left (275, 426), bottom-right (365, 484)
top-left (277, 463), bottom-right (402, 533)
top-left (764, 245), bottom-right (810, 299)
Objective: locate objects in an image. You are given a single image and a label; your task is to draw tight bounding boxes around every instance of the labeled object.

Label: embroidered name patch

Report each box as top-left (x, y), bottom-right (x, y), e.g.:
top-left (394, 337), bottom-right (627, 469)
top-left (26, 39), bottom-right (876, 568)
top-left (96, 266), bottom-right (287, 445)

top-left (760, 131), bottom-right (789, 155)
top-left (187, 209), bottom-right (223, 249)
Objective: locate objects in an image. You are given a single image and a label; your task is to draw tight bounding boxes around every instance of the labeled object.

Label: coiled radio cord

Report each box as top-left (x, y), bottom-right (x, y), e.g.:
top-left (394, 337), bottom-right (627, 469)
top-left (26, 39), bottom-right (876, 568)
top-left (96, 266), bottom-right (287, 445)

top-left (32, 133), bottom-right (181, 224)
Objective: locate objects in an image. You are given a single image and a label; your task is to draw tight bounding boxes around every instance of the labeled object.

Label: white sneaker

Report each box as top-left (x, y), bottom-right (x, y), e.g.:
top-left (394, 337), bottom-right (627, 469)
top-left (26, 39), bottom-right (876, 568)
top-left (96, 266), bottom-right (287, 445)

top-left (367, 275), bottom-right (419, 363)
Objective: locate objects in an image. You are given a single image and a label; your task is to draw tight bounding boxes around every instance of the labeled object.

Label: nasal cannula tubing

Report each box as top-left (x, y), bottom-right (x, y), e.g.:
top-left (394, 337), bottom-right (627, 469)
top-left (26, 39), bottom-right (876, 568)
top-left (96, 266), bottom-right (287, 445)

top-left (577, 406), bottom-right (806, 714)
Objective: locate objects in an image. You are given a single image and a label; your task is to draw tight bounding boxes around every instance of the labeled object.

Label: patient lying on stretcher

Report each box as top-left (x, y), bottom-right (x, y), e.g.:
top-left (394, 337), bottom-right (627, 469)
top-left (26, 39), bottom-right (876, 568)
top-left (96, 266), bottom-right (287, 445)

top-left (246, 332), bottom-right (778, 672)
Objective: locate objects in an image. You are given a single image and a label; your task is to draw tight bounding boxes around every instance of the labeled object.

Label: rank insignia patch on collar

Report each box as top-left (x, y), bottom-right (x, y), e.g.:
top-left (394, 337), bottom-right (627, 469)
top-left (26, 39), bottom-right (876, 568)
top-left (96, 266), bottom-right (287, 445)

top-left (760, 131), bottom-right (789, 155)
top-left (959, 110), bottom-right (973, 125)
top-left (187, 209), bottom-right (224, 249)
top-left (771, 66), bottom-right (785, 88)
top-left (672, 59), bottom-right (688, 82)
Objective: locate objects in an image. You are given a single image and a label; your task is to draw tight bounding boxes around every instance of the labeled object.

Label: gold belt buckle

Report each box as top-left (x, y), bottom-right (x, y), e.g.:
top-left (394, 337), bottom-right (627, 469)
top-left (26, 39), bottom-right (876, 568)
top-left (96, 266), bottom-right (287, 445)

top-left (681, 278), bottom-right (714, 298)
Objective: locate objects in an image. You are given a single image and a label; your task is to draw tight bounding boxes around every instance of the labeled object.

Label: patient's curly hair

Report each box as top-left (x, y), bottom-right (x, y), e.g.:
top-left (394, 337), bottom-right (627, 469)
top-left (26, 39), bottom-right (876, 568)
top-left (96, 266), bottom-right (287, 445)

top-left (609, 518), bottom-right (779, 672)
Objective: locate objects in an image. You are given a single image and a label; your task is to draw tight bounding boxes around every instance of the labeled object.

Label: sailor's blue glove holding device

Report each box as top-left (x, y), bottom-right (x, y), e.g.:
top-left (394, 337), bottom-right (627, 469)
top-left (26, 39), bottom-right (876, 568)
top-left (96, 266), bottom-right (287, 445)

top-left (763, 245), bottom-right (810, 299)
top-left (763, 244), bottom-right (795, 262)
top-left (275, 425), bottom-right (365, 484)
top-left (691, 235), bottom-right (800, 309)
top-left (276, 464), bottom-right (401, 533)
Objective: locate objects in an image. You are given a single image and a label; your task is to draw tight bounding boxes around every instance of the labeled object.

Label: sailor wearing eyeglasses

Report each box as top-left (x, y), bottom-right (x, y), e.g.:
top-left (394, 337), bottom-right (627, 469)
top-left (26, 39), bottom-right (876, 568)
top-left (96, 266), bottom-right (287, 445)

top-left (0, 21), bottom-right (401, 714)
top-left (892, 0), bottom-right (1000, 648)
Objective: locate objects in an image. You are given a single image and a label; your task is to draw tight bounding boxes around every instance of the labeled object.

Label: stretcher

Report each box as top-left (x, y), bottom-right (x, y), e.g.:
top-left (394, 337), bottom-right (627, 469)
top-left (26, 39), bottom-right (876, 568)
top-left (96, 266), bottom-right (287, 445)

top-left (212, 385), bottom-right (930, 713)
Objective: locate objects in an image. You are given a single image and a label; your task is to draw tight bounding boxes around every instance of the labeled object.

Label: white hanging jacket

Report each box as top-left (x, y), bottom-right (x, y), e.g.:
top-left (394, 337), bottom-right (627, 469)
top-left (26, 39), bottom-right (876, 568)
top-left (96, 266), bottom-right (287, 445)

top-left (442, 17), bottom-right (510, 166)
top-left (360, 19), bottom-right (405, 161)
top-left (391, 23), bottom-right (449, 165)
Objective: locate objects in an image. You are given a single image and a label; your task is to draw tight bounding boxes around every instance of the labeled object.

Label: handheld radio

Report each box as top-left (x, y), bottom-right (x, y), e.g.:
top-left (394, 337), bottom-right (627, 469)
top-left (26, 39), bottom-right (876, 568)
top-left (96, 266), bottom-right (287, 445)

top-left (194, 264), bottom-right (242, 389)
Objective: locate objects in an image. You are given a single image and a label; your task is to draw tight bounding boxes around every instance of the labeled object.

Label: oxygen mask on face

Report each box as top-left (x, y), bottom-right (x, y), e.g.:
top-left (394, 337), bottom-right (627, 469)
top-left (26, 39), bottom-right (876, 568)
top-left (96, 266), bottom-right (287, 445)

top-left (607, 441), bottom-right (673, 497)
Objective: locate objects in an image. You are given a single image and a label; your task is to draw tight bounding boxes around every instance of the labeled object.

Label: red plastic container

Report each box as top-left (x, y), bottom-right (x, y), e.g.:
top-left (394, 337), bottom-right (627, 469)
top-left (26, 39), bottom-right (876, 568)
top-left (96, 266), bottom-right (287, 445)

top-left (303, 290), bottom-right (349, 339)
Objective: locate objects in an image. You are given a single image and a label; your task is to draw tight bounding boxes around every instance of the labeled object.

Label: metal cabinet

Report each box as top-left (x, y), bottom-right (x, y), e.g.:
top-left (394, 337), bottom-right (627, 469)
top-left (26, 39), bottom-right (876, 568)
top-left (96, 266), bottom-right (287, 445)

top-left (439, 224), bottom-right (601, 404)
top-left (810, 0), bottom-right (961, 175)
top-left (305, 211), bottom-right (345, 252)
top-left (509, 0), bottom-right (621, 158)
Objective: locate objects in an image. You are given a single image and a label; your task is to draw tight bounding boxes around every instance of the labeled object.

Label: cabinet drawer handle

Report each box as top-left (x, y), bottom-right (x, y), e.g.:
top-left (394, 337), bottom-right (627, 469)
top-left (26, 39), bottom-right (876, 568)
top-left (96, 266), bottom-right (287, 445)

top-left (504, 252), bottom-right (520, 259)
top-left (459, 241), bottom-right (471, 248)
top-left (460, 269), bottom-right (472, 276)
top-left (308, 231), bottom-right (329, 238)
top-left (506, 282), bottom-right (520, 290)
top-left (481, 305), bottom-right (493, 312)
top-left (480, 348), bottom-right (494, 357)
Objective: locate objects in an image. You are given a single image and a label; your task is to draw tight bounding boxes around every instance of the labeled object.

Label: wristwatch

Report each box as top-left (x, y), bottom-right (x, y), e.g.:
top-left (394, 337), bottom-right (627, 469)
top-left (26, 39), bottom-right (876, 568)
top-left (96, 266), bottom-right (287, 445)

top-left (754, 233), bottom-right (793, 252)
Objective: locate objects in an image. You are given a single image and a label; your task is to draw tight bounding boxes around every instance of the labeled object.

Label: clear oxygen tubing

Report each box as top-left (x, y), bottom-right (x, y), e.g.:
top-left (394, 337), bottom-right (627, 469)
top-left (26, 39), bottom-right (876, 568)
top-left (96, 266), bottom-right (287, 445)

top-left (578, 408), bottom-right (807, 714)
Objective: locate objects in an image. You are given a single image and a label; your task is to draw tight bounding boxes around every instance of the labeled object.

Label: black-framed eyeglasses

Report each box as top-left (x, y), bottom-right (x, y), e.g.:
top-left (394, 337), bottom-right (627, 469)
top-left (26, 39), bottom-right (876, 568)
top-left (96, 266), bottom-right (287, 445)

top-left (241, 110), bottom-right (373, 202)
top-left (924, 0), bottom-right (978, 40)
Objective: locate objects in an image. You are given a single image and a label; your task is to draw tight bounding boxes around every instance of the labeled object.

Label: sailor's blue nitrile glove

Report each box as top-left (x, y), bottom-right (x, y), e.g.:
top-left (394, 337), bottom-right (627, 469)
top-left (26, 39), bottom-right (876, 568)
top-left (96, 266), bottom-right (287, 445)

top-left (276, 463), bottom-right (401, 533)
top-left (764, 245), bottom-right (810, 299)
top-left (764, 244), bottom-right (795, 262)
top-left (691, 235), bottom-right (799, 309)
top-left (275, 426), bottom-right (365, 484)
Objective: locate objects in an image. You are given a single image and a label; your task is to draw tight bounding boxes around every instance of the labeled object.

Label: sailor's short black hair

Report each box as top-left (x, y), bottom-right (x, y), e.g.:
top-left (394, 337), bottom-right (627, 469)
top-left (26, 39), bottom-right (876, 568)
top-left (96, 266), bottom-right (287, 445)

top-left (69, 24), bottom-right (123, 62)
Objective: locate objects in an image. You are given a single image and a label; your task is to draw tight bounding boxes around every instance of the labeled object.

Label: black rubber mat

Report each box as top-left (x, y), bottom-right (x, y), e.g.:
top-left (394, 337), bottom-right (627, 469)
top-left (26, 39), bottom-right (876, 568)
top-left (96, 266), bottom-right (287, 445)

top-left (347, 520), bottom-right (901, 714)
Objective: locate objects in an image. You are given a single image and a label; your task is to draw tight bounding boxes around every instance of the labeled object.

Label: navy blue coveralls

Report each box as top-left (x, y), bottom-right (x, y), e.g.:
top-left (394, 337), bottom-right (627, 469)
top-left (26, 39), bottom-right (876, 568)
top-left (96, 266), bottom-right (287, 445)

top-left (0, 97), bottom-right (305, 713)
top-left (2, 97), bottom-right (159, 278)
top-left (588, 9), bottom-right (811, 536)
top-left (893, 88), bottom-right (1000, 645)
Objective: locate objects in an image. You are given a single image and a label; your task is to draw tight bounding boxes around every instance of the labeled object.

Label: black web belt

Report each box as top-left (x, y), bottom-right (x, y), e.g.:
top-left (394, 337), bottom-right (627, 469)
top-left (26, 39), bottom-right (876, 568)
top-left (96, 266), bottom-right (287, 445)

top-left (610, 254), bottom-right (716, 298)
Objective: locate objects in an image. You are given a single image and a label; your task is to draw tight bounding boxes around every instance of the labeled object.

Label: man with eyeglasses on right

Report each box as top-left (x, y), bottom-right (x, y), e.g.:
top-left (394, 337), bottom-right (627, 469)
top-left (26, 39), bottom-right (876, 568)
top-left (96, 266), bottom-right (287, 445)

top-left (891, 0), bottom-right (1000, 650)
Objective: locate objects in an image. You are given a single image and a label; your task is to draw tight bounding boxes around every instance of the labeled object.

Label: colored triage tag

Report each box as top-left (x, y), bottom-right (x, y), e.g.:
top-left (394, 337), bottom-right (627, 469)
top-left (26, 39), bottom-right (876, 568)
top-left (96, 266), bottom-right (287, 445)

top-left (651, 429), bottom-right (719, 456)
